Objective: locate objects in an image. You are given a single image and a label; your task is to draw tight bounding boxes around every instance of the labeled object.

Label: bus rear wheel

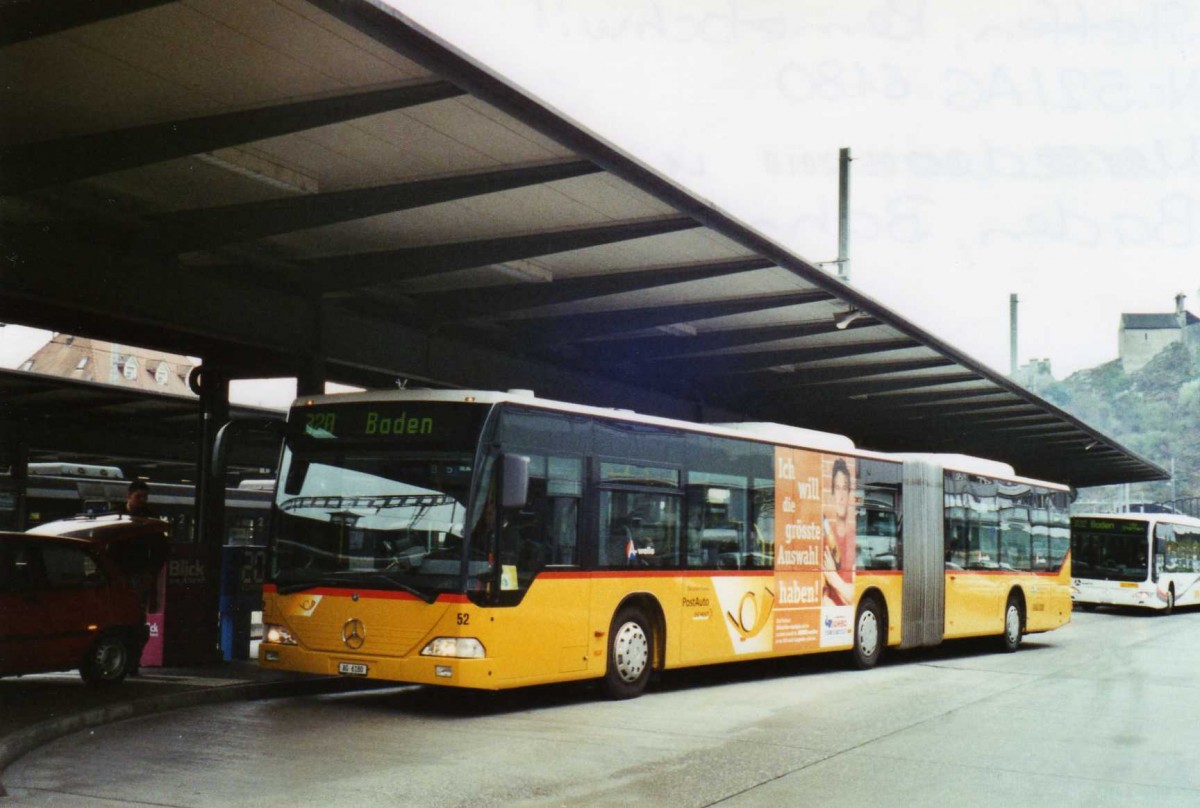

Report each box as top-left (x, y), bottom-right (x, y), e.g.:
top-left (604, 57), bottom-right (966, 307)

top-left (1001, 595), bottom-right (1023, 653)
top-left (853, 596), bottom-right (885, 669)
top-left (604, 606), bottom-right (653, 699)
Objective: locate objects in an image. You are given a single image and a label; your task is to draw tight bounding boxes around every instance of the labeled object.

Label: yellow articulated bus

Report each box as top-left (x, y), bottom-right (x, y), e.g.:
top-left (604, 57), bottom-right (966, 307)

top-left (259, 389), bottom-right (1072, 698)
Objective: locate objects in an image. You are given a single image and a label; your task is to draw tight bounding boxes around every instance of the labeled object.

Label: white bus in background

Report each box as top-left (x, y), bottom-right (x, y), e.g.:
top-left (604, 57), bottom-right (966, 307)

top-left (1071, 513), bottom-right (1200, 612)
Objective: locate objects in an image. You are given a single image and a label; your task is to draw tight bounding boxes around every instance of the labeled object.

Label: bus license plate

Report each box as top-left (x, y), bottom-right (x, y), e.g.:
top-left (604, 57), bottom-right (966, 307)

top-left (338, 662), bottom-right (368, 676)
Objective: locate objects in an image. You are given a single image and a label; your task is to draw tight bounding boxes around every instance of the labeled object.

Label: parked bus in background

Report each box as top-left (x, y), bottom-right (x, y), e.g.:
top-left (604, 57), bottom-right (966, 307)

top-left (13, 463), bottom-right (271, 547)
top-left (258, 389), bottom-right (1073, 698)
top-left (1071, 513), bottom-right (1200, 612)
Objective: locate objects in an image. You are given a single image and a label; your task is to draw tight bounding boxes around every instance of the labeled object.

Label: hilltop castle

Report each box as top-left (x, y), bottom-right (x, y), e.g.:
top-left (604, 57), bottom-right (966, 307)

top-left (1014, 293), bottom-right (1199, 388)
top-left (1119, 293), bottom-right (1200, 373)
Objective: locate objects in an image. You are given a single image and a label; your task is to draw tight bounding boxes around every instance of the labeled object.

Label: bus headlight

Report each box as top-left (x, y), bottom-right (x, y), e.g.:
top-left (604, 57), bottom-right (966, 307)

top-left (420, 637), bottom-right (485, 659)
top-left (263, 623), bottom-right (298, 645)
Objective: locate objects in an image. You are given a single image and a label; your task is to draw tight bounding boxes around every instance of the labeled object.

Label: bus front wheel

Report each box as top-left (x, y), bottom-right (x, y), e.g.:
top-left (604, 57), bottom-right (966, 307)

top-left (1001, 595), bottom-right (1024, 653)
top-left (604, 606), bottom-right (653, 699)
top-left (1164, 586), bottom-right (1175, 616)
top-left (853, 596), bottom-right (885, 669)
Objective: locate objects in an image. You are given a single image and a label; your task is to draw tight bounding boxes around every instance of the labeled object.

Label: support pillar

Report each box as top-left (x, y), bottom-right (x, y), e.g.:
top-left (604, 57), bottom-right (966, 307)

top-left (184, 362), bottom-right (229, 662)
top-left (296, 353), bottom-right (327, 397)
top-left (297, 296), bottom-right (327, 397)
top-left (0, 427), bottom-right (28, 530)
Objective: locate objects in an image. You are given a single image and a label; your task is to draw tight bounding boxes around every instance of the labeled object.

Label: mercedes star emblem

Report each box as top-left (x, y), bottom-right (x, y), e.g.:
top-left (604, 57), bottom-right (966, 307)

top-left (341, 618), bottom-right (366, 650)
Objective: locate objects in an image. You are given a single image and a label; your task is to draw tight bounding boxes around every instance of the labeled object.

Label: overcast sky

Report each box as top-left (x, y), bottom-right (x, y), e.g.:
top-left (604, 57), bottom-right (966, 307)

top-left (3, 0), bottom-right (1198, 406)
top-left (391, 0), bottom-right (1200, 376)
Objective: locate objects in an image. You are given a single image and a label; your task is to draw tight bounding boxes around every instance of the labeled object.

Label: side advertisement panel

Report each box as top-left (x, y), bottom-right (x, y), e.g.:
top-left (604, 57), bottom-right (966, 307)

top-left (772, 448), bottom-right (857, 650)
top-left (703, 448), bottom-right (859, 659)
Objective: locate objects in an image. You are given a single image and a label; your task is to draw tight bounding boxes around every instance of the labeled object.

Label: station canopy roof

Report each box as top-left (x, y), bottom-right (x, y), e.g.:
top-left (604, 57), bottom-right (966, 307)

top-left (0, 369), bottom-right (283, 483)
top-left (0, 0), bottom-right (1167, 488)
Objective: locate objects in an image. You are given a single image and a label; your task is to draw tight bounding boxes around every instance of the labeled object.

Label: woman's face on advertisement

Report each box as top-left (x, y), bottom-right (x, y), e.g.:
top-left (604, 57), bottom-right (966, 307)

top-left (833, 469), bottom-right (850, 521)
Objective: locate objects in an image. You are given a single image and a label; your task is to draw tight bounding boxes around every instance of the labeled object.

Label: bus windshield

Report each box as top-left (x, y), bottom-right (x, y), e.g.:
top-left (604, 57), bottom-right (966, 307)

top-left (1071, 518), bottom-right (1150, 583)
top-left (269, 400), bottom-right (491, 598)
top-left (271, 448), bottom-right (478, 598)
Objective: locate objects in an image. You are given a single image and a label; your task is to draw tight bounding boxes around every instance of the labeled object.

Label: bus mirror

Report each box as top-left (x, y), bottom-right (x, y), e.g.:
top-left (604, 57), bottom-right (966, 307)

top-left (214, 418), bottom-right (286, 484)
top-left (500, 454), bottom-right (530, 509)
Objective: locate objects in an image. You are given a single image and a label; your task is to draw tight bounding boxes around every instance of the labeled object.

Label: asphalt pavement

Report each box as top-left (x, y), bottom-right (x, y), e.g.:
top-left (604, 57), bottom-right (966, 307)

top-left (0, 655), bottom-right (381, 796)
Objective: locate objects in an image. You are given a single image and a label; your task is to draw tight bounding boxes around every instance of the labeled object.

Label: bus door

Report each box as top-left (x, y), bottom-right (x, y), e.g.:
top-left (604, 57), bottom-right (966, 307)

top-left (944, 476), bottom-right (1002, 636)
top-left (490, 455), bottom-right (592, 683)
top-left (591, 465), bottom-right (684, 665)
top-left (680, 477), bottom-right (764, 664)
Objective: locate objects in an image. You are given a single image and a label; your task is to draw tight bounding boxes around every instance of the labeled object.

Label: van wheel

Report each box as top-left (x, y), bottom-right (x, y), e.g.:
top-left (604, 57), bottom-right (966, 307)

top-left (1001, 595), bottom-right (1023, 653)
top-left (604, 606), bottom-right (653, 699)
top-left (81, 636), bottom-right (132, 685)
top-left (853, 596), bottom-right (885, 669)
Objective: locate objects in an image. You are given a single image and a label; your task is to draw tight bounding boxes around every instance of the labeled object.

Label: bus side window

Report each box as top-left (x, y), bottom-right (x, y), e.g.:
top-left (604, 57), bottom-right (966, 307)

top-left (548, 497), bottom-right (578, 565)
top-left (967, 480), bottom-right (999, 569)
top-left (600, 489), bottom-right (681, 569)
top-left (597, 461), bottom-right (682, 569)
top-left (1178, 525), bottom-right (1200, 572)
top-left (503, 479), bottom-right (549, 584)
top-left (501, 455), bottom-right (582, 587)
top-left (546, 456), bottom-right (581, 567)
top-left (1158, 523), bottom-right (1176, 573)
top-left (856, 485), bottom-right (900, 571)
top-left (751, 482), bottom-right (774, 568)
top-left (686, 481), bottom-right (748, 570)
top-left (945, 512), bottom-right (968, 569)
top-left (999, 505), bottom-right (1032, 572)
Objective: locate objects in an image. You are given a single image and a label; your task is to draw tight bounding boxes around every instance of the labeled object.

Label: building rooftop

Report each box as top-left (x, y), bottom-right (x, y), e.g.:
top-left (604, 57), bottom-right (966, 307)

top-left (19, 336), bottom-right (194, 396)
top-left (1120, 312), bottom-right (1200, 330)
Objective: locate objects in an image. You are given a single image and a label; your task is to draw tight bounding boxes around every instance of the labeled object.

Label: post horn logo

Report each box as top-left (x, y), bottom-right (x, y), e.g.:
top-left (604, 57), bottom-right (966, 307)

top-left (727, 587), bottom-right (776, 641)
top-left (341, 618), bottom-right (366, 650)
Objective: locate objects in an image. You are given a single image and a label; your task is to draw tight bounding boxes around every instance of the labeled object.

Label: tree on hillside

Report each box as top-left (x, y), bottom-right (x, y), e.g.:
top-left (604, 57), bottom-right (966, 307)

top-left (1055, 344), bottom-right (1200, 509)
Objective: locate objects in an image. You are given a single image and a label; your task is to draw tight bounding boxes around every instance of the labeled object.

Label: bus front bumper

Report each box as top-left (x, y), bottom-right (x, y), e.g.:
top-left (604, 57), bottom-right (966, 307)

top-left (1072, 583), bottom-right (1159, 609)
top-left (258, 643), bottom-right (498, 689)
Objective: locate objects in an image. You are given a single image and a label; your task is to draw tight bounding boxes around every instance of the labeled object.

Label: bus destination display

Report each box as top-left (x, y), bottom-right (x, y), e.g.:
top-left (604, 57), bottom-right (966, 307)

top-left (1072, 518), bottom-right (1147, 535)
top-left (290, 402), bottom-right (486, 447)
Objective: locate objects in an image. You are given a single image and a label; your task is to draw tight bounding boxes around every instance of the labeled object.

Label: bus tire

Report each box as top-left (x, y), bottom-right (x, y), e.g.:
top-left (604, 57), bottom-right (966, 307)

top-left (1164, 586), bottom-right (1175, 616)
top-left (853, 596), bottom-right (885, 669)
top-left (1001, 594), bottom-right (1023, 653)
top-left (604, 606), bottom-right (653, 699)
top-left (80, 635), bottom-right (132, 685)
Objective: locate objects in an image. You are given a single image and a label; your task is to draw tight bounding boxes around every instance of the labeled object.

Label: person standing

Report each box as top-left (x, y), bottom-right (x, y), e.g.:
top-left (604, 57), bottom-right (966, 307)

top-left (123, 479), bottom-right (154, 517)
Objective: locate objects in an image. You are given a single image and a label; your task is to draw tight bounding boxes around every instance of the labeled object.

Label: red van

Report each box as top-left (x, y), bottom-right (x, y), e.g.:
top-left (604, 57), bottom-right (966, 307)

top-left (0, 515), bottom-right (168, 684)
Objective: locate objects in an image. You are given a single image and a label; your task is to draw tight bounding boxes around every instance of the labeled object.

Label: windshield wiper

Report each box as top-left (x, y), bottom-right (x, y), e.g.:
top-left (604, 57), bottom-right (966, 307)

top-left (280, 494), bottom-right (455, 512)
top-left (358, 572), bottom-right (438, 604)
top-left (274, 570), bottom-right (437, 603)
top-left (275, 573), bottom-right (331, 595)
